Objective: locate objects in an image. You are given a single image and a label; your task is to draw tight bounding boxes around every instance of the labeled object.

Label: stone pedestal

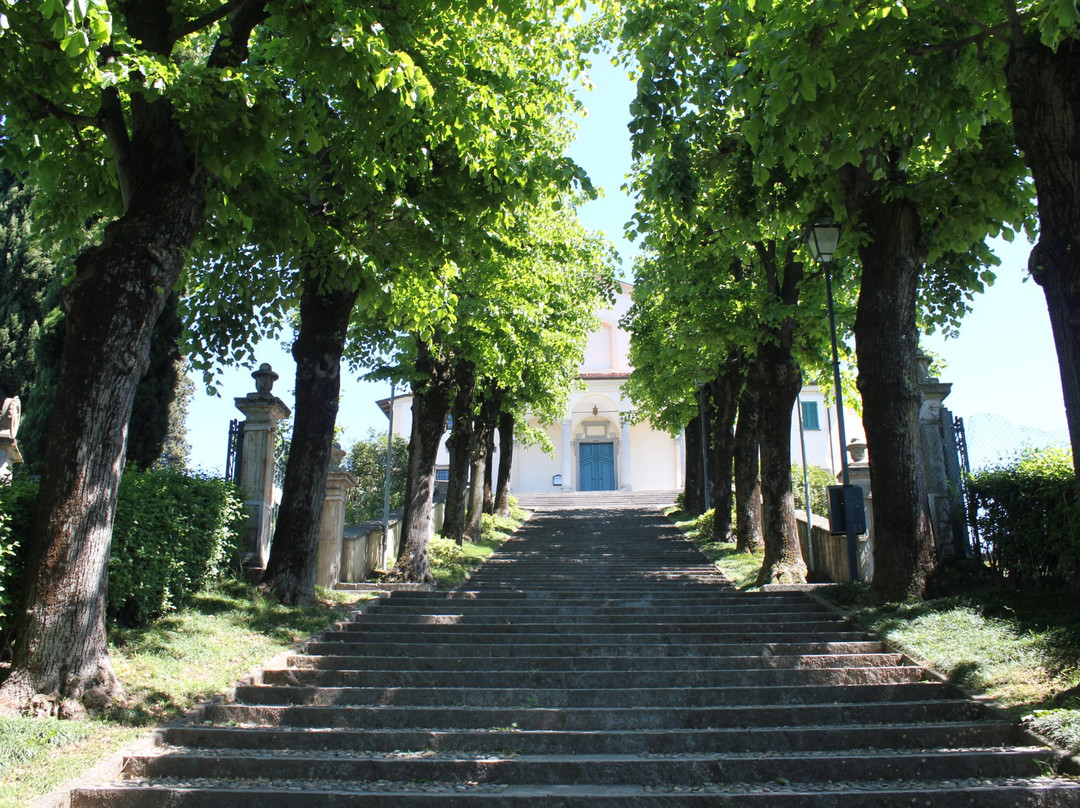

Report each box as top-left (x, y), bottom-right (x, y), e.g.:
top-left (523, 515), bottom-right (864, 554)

top-left (619, 420), bottom-right (632, 491)
top-left (0, 396), bottom-right (23, 484)
top-left (234, 364), bottom-right (290, 569)
top-left (916, 353), bottom-right (956, 559)
top-left (316, 443), bottom-right (357, 588)
top-left (845, 443), bottom-right (875, 583)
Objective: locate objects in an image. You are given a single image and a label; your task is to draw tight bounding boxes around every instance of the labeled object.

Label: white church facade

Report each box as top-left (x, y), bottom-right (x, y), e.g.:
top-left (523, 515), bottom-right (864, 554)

top-left (382, 282), bottom-right (862, 495)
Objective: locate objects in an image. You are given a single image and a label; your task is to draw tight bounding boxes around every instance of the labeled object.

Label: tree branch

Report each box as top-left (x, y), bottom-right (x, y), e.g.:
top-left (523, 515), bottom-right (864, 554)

top-left (1001, 0), bottom-right (1026, 47)
top-left (905, 28), bottom-right (1008, 55)
top-left (207, 0), bottom-right (269, 69)
top-left (168, 0), bottom-right (246, 44)
top-left (934, 0), bottom-right (1012, 43)
top-left (26, 91), bottom-right (98, 129)
top-left (98, 86), bottom-right (134, 211)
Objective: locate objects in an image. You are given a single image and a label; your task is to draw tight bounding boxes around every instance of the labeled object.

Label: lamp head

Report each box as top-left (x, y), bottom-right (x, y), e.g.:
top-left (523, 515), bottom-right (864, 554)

top-left (805, 219), bottom-right (843, 263)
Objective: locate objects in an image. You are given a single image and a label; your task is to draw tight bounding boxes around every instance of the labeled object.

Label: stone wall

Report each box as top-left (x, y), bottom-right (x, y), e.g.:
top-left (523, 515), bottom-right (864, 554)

top-left (795, 509), bottom-right (874, 583)
top-left (336, 503), bottom-right (446, 584)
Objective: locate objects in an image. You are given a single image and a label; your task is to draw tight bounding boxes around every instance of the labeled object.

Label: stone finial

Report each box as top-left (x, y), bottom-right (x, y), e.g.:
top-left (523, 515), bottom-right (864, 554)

top-left (915, 349), bottom-right (935, 383)
top-left (846, 437), bottom-right (868, 464)
top-left (252, 363), bottom-right (279, 396)
top-left (330, 442), bottom-right (347, 471)
top-left (0, 396), bottom-right (21, 440)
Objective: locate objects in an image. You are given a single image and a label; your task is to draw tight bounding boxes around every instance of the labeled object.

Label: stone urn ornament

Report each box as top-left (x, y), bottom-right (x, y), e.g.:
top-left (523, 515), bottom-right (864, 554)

top-left (846, 437), bottom-right (868, 464)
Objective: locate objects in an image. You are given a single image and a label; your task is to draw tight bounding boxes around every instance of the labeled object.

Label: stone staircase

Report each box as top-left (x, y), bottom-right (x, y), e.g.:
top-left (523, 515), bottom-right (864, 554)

top-left (70, 507), bottom-right (1080, 806)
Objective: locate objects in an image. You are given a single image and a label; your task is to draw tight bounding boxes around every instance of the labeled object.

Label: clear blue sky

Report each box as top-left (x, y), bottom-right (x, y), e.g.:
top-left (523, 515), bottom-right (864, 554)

top-left (184, 52), bottom-right (1068, 473)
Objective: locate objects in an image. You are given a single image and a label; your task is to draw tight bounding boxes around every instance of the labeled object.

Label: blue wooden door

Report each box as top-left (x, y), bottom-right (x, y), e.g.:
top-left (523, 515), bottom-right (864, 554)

top-left (579, 443), bottom-right (615, 491)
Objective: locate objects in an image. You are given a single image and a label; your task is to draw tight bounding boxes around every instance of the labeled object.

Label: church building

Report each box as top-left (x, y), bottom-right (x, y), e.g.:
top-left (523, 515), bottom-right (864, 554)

top-left (381, 282), bottom-right (861, 495)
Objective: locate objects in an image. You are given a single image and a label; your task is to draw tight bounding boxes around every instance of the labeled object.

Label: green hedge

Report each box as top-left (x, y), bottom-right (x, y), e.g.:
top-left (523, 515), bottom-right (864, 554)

top-left (966, 447), bottom-right (1079, 587)
top-left (0, 468), bottom-right (246, 633)
top-left (791, 463), bottom-right (836, 518)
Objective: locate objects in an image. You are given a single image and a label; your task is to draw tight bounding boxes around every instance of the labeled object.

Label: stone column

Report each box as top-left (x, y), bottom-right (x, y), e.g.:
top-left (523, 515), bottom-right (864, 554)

top-left (234, 363), bottom-right (290, 569)
top-left (676, 430), bottom-right (686, 491)
top-left (560, 418), bottom-right (574, 491)
top-left (845, 438), bottom-right (874, 581)
top-left (619, 419), bottom-right (632, 491)
top-left (916, 351), bottom-right (955, 559)
top-left (0, 396), bottom-right (22, 484)
top-left (316, 443), bottom-right (357, 587)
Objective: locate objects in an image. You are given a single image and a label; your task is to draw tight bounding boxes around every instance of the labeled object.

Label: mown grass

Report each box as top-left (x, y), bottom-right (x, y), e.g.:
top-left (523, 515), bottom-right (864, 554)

top-left (0, 581), bottom-right (374, 808)
top-left (430, 507), bottom-right (530, 589)
top-left (665, 505), bottom-right (1080, 754)
top-left (666, 507), bottom-right (763, 589)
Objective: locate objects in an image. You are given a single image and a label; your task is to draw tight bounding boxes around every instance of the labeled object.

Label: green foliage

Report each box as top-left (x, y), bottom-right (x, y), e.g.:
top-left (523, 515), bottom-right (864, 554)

top-left (791, 463), bottom-right (835, 517)
top-left (0, 476), bottom-right (38, 639)
top-left (345, 428), bottom-right (409, 524)
top-left (0, 512), bottom-right (17, 632)
top-left (428, 536), bottom-right (465, 569)
top-left (967, 447), bottom-right (1079, 587)
top-left (108, 469), bottom-right (246, 626)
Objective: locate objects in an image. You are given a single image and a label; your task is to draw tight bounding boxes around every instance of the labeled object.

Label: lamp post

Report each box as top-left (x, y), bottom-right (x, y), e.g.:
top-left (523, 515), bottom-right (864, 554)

top-left (382, 382), bottom-right (396, 544)
top-left (805, 219), bottom-right (863, 582)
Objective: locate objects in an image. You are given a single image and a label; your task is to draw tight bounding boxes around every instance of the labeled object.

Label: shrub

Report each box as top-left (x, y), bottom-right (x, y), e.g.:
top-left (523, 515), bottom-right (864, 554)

top-left (109, 469), bottom-right (246, 625)
top-left (791, 463), bottom-right (835, 517)
top-left (966, 447), bottom-right (1079, 588)
top-left (0, 469), bottom-right (246, 633)
top-left (428, 536), bottom-right (464, 568)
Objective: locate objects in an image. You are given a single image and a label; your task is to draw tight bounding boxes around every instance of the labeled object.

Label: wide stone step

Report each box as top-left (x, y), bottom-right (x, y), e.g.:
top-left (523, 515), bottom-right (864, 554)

top-left (159, 720), bottom-right (1024, 754)
top-left (319, 623), bottom-right (860, 641)
top-left (350, 610), bottom-right (841, 625)
top-left (199, 700), bottom-right (985, 730)
top-left (299, 635), bottom-right (872, 656)
top-left (245, 680), bottom-right (948, 707)
top-left (279, 641), bottom-right (886, 668)
top-left (118, 746), bottom-right (1057, 786)
top-left (69, 779), bottom-right (1080, 807)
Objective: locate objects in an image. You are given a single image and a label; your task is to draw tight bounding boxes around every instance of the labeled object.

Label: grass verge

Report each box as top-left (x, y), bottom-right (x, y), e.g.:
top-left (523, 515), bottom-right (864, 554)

top-left (666, 507), bottom-right (763, 590)
top-left (0, 581), bottom-right (374, 808)
top-left (430, 506), bottom-right (530, 589)
top-left (665, 505), bottom-right (1080, 754)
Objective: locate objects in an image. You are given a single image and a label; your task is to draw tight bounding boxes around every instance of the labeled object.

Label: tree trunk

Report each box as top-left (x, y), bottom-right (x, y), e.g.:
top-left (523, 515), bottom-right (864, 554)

top-left (261, 270), bottom-right (359, 606)
top-left (841, 162), bottom-right (935, 602)
top-left (1006, 39), bottom-right (1080, 496)
top-left (0, 101), bottom-right (205, 713)
top-left (706, 360), bottom-right (742, 542)
top-left (734, 362), bottom-right (764, 554)
top-left (682, 415), bottom-right (706, 517)
top-left (465, 394), bottom-right (498, 542)
top-left (494, 411), bottom-right (515, 516)
top-left (440, 366), bottom-right (475, 544)
top-left (396, 340), bottom-right (454, 583)
top-left (482, 419), bottom-right (496, 515)
top-left (755, 344), bottom-right (807, 585)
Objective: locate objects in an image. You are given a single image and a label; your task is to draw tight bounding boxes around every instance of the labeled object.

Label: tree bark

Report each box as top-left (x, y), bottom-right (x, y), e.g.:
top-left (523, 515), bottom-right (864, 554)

top-left (494, 410), bottom-right (515, 516)
top-left (754, 341), bottom-right (807, 585)
top-left (396, 340), bottom-right (454, 583)
top-left (1006, 39), bottom-right (1080, 496)
top-left (841, 161), bottom-right (935, 602)
top-left (682, 415), bottom-right (706, 517)
top-left (0, 103), bottom-right (204, 713)
top-left (261, 269), bottom-right (359, 606)
top-left (734, 361), bottom-right (764, 554)
top-left (465, 393), bottom-right (498, 542)
top-left (440, 365), bottom-right (475, 544)
top-left (706, 360), bottom-right (742, 542)
top-left (0, 0), bottom-right (267, 713)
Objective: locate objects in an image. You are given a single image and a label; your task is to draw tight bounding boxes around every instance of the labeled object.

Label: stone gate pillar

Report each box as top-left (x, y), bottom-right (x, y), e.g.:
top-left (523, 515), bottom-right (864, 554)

top-left (619, 419), bottom-right (632, 491)
top-left (915, 350), bottom-right (956, 559)
top-left (234, 363), bottom-right (290, 569)
top-left (316, 443), bottom-right (357, 587)
top-left (560, 418), bottom-right (574, 491)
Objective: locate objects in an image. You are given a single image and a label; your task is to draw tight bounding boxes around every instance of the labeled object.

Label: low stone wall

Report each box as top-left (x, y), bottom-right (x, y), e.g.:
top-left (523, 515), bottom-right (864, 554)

top-left (338, 503), bottom-right (445, 584)
top-left (795, 509), bottom-right (873, 583)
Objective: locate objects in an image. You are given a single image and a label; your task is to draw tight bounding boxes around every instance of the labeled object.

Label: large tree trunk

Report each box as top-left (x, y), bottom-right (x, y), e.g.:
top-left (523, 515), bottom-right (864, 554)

top-left (841, 162), bottom-right (935, 602)
top-left (755, 343), bottom-right (807, 585)
top-left (261, 270), bottom-right (359, 606)
top-left (465, 394), bottom-right (498, 542)
top-left (1007, 39), bottom-right (1080, 496)
top-left (734, 362), bottom-right (764, 554)
top-left (682, 415), bottom-right (706, 517)
top-left (494, 411), bottom-right (515, 516)
top-left (706, 360), bottom-right (742, 542)
top-left (0, 103), bottom-right (204, 713)
top-left (440, 366), bottom-right (475, 544)
top-left (396, 340), bottom-right (454, 583)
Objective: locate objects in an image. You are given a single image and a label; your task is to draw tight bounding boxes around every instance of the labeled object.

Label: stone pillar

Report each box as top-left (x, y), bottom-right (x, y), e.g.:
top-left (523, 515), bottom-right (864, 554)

top-left (316, 443), bottom-right (357, 587)
top-left (560, 418), bottom-right (574, 491)
top-left (0, 396), bottom-right (22, 484)
top-left (845, 438), bottom-right (874, 581)
top-left (619, 419), bottom-right (632, 491)
top-left (676, 430), bottom-right (686, 491)
top-left (234, 363), bottom-right (290, 569)
top-left (916, 351), bottom-right (956, 559)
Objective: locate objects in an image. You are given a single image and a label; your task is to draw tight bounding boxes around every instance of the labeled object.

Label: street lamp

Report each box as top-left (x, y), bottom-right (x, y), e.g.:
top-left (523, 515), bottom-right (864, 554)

top-left (805, 219), bottom-right (864, 582)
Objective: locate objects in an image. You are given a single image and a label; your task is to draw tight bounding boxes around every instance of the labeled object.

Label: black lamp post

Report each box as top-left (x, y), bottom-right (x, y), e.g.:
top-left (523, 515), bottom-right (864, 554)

top-left (805, 220), bottom-right (863, 582)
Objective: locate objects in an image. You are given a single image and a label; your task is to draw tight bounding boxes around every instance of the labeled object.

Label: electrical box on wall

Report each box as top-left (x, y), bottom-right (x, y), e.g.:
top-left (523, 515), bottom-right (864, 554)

top-left (827, 485), bottom-right (866, 535)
